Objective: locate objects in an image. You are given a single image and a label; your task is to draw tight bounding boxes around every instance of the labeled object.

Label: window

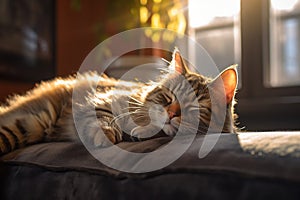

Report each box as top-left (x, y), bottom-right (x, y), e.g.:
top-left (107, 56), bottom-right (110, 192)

top-left (188, 0), bottom-right (241, 86)
top-left (268, 0), bottom-right (300, 87)
top-left (188, 0), bottom-right (300, 131)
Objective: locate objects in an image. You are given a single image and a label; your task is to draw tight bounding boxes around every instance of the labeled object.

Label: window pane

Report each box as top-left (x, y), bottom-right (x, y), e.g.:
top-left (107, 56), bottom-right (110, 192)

top-left (268, 0), bottom-right (300, 87)
top-left (189, 0), bottom-right (239, 28)
top-left (188, 0), bottom-right (241, 83)
top-left (195, 26), bottom-right (239, 70)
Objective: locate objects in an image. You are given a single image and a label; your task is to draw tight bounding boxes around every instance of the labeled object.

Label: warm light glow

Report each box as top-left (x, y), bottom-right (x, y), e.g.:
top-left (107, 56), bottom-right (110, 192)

top-left (152, 32), bottom-right (161, 42)
top-left (271, 0), bottom-right (298, 11)
top-left (177, 13), bottom-right (186, 34)
top-left (151, 13), bottom-right (162, 28)
top-left (140, 6), bottom-right (148, 24)
top-left (168, 7), bottom-right (177, 18)
top-left (163, 31), bottom-right (176, 42)
top-left (139, 0), bottom-right (187, 42)
top-left (140, 0), bottom-right (147, 6)
top-left (189, 0), bottom-right (240, 28)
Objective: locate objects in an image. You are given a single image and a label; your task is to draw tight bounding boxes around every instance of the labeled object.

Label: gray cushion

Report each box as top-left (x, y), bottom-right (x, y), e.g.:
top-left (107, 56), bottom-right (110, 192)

top-left (1, 132), bottom-right (300, 199)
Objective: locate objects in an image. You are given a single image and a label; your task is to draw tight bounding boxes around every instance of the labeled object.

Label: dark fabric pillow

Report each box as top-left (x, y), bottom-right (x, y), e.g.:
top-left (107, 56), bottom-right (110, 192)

top-left (1, 132), bottom-right (300, 200)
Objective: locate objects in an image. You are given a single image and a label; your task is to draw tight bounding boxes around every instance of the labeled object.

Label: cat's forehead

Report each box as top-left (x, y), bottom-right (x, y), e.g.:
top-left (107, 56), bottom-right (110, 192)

top-left (159, 72), bottom-right (210, 91)
top-left (185, 73), bottom-right (211, 84)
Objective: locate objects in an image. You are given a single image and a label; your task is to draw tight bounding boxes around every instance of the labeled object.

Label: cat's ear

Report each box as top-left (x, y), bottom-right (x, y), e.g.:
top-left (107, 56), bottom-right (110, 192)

top-left (210, 65), bottom-right (238, 104)
top-left (171, 48), bottom-right (189, 75)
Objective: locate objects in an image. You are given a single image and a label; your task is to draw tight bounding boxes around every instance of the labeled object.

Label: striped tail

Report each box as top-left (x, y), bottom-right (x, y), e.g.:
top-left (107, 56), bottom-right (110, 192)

top-left (0, 101), bottom-right (62, 156)
top-left (0, 120), bottom-right (28, 155)
top-left (0, 74), bottom-right (80, 156)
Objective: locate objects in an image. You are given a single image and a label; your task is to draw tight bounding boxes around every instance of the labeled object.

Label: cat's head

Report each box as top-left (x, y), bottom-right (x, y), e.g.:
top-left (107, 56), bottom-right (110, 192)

top-left (140, 48), bottom-right (238, 136)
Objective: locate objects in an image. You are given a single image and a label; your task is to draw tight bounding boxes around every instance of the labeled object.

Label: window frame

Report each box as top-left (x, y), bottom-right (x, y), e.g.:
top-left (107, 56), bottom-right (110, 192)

top-left (236, 0), bottom-right (300, 130)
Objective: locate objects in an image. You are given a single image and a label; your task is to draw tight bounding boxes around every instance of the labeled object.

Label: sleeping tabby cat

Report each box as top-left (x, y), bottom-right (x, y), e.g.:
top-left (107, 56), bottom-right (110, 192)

top-left (0, 49), bottom-right (238, 155)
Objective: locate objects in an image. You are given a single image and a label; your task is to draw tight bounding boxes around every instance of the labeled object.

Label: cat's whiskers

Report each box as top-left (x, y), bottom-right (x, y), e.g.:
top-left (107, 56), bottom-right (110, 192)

top-left (130, 115), bottom-right (148, 122)
top-left (126, 101), bottom-right (144, 107)
top-left (128, 96), bottom-right (143, 105)
top-left (161, 58), bottom-right (171, 65)
top-left (110, 110), bottom-right (141, 125)
top-left (122, 106), bottom-right (142, 111)
top-left (189, 106), bottom-right (200, 111)
top-left (157, 67), bottom-right (171, 73)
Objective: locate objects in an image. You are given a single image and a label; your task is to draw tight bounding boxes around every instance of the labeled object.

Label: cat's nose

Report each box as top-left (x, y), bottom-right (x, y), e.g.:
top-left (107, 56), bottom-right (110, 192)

top-left (168, 111), bottom-right (176, 119)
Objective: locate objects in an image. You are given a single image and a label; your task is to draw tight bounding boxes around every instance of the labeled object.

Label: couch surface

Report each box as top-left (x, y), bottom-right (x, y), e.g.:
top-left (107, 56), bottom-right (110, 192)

top-left (1, 132), bottom-right (300, 200)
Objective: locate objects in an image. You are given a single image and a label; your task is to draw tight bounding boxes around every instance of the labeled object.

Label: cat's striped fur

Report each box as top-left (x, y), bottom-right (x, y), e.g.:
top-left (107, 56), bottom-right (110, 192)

top-left (0, 49), bottom-right (238, 155)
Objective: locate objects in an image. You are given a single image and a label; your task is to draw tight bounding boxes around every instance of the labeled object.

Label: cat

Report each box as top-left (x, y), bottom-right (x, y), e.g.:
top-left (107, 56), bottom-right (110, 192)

top-left (0, 49), bottom-right (238, 155)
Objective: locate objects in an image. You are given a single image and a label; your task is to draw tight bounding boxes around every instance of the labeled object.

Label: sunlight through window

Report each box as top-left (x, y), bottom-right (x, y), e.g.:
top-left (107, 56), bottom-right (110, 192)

top-left (271, 0), bottom-right (298, 11)
top-left (188, 0), bottom-right (241, 83)
top-left (189, 0), bottom-right (240, 28)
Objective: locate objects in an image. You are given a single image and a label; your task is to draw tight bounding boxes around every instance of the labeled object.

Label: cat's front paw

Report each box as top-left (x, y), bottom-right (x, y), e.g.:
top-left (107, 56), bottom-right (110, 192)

top-left (170, 117), bottom-right (181, 129)
top-left (162, 117), bottom-right (181, 136)
top-left (130, 125), bottom-right (162, 140)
